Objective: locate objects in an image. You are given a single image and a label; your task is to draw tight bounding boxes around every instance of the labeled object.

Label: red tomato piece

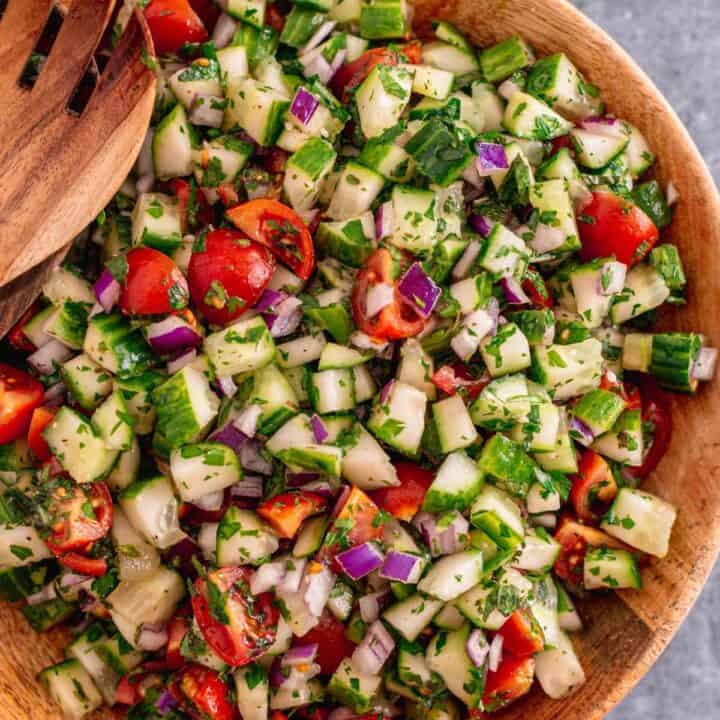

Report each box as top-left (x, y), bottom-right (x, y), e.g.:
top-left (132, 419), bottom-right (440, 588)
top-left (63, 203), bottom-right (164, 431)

top-left (0, 364), bottom-right (44, 444)
top-left (578, 190), bottom-right (659, 266)
top-left (162, 178), bottom-right (214, 233)
top-left (554, 518), bottom-right (631, 586)
top-left (265, 4), bottom-right (286, 31)
top-left (189, 0), bottom-right (220, 30)
top-left (46, 482), bottom-right (113, 555)
top-left (298, 611), bottom-right (357, 675)
top-left (178, 665), bottom-right (234, 720)
top-left (431, 363), bottom-right (491, 401)
top-left (522, 267), bottom-right (555, 309)
top-left (7, 302), bottom-right (41, 352)
top-left (188, 228), bottom-right (275, 326)
top-left (226, 199), bottom-right (315, 280)
top-left (27, 406), bottom-right (57, 462)
top-left (351, 249), bottom-right (426, 342)
top-left (167, 613), bottom-right (191, 670)
top-left (496, 608), bottom-right (545, 657)
top-left (114, 674), bottom-right (141, 706)
top-left (144, 0), bottom-right (207, 56)
top-left (599, 372), bottom-right (642, 411)
top-left (256, 491), bottom-right (328, 539)
top-left (58, 553), bottom-right (108, 577)
top-left (192, 567), bottom-right (279, 667)
top-left (625, 380), bottom-right (672, 479)
top-left (370, 462), bottom-right (434, 522)
top-left (119, 247), bottom-right (189, 316)
top-left (482, 654), bottom-right (535, 712)
top-left (569, 450), bottom-right (618, 523)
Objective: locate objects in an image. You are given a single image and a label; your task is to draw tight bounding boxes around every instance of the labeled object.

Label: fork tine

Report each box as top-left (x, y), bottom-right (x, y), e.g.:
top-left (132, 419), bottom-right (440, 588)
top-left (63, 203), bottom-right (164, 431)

top-left (31, 0), bottom-right (115, 107)
top-left (0, 0), bottom-right (54, 85)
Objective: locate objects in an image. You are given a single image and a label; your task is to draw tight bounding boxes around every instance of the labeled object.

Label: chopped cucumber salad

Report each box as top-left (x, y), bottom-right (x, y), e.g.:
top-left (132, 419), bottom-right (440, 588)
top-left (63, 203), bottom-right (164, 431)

top-left (0, 2), bottom-right (716, 719)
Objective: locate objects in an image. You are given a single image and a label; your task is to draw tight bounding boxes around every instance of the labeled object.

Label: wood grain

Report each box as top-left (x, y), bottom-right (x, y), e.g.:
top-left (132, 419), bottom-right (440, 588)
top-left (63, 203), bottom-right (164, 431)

top-left (0, 0), bottom-right (719, 718)
top-left (0, 0), bottom-right (156, 333)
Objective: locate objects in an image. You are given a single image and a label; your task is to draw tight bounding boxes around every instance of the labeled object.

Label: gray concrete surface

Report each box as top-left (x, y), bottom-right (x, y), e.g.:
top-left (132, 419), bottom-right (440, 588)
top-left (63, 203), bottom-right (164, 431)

top-left (571, 2), bottom-right (720, 717)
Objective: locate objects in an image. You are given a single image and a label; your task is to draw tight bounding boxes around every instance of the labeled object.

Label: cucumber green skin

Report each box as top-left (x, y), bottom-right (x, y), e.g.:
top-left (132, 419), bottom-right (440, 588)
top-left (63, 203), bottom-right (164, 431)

top-left (47, 301), bottom-right (90, 349)
top-left (470, 510), bottom-right (523, 551)
top-left (139, 226), bottom-right (183, 254)
top-left (584, 547), bottom-right (642, 589)
top-left (328, 661), bottom-right (376, 713)
top-left (115, 371), bottom-right (166, 435)
top-left (405, 118), bottom-right (473, 187)
top-left (22, 597), bottom-right (76, 632)
top-left (632, 181), bottom-right (673, 229)
top-left (506, 309), bottom-right (554, 345)
top-left (276, 447), bottom-right (342, 476)
top-left (89, 314), bottom-right (155, 378)
top-left (118, 474), bottom-right (165, 501)
top-left (233, 23), bottom-right (279, 69)
top-left (422, 475), bottom-right (485, 514)
top-left (279, 7), bottom-right (326, 48)
top-left (152, 373), bottom-right (209, 449)
top-left (650, 332), bottom-right (701, 392)
top-left (316, 220), bottom-right (376, 268)
top-left (422, 236), bottom-right (469, 284)
top-left (478, 434), bottom-right (537, 499)
top-left (480, 36), bottom-right (533, 83)
top-left (649, 244), bottom-right (686, 291)
top-left (359, 0), bottom-right (406, 39)
top-left (571, 389), bottom-right (626, 436)
top-left (304, 303), bottom-right (354, 344)
top-left (257, 406), bottom-right (298, 436)
top-left (0, 440), bottom-right (32, 471)
top-left (0, 563), bottom-right (50, 602)
top-left (554, 319), bottom-right (592, 345)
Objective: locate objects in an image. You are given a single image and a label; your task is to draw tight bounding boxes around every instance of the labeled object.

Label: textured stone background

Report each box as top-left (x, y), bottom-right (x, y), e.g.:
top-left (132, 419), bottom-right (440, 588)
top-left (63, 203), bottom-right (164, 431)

top-left (572, 1), bottom-right (720, 717)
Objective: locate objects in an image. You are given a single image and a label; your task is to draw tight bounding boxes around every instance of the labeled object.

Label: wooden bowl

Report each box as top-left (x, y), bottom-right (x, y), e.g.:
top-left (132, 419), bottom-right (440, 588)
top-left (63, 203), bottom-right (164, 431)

top-left (1, 0), bottom-right (719, 718)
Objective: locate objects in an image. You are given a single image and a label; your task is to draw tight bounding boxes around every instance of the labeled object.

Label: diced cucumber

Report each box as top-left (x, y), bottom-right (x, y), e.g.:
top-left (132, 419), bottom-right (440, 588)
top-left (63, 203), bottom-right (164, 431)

top-left (114, 371), bottom-right (166, 435)
top-left (83, 313), bottom-right (155, 377)
top-left (357, 134), bottom-right (414, 184)
top-left (316, 213), bottom-right (376, 269)
top-left (284, 137), bottom-right (337, 212)
top-left (570, 127), bottom-right (629, 170)
top-left (266, 413), bottom-right (315, 455)
top-left (650, 244), bottom-right (685, 288)
top-left (131, 192), bottom-right (183, 253)
top-left (479, 224), bottom-right (529, 278)
top-left (536, 148), bottom-right (588, 204)
top-left (423, 450), bottom-right (484, 513)
top-left (105, 437), bottom-right (141, 492)
top-left (432, 395), bottom-right (478, 453)
top-left (276, 443), bottom-right (344, 477)
top-left (449, 273), bottom-right (491, 315)
top-left (534, 630), bottom-right (586, 699)
top-left (421, 40), bottom-right (479, 75)
top-left (39, 659), bottom-right (103, 720)
top-left (404, 118), bottom-right (473, 187)
top-left (91, 390), bottom-right (133, 451)
top-left (294, 514), bottom-right (329, 558)
top-left (609, 264), bottom-right (670, 325)
top-left (216, 45), bottom-right (249, 87)
top-left (341, 424), bottom-right (399, 490)
top-left (470, 374), bottom-right (530, 430)
top-left (170, 442), bottom-right (241, 502)
top-left (397, 639), bottom-right (442, 695)
top-left (23, 597), bottom-right (76, 632)
top-left (426, 625), bottom-right (484, 707)
top-left (478, 433), bottom-right (537, 499)
top-left (388, 185), bottom-right (438, 254)
top-left (328, 657), bottom-right (381, 713)
top-left (61, 353), bottom-right (113, 411)
top-left (20, 305), bottom-right (54, 348)
top-left (152, 103), bottom-right (196, 180)
top-left (359, 0), bottom-right (407, 39)
top-left (513, 527), bottom-right (561, 573)
top-left (219, 0), bottom-right (266, 26)
top-left (43, 300), bottom-right (89, 350)
top-left (529, 179), bottom-right (581, 254)
top-left (480, 323), bottom-right (532, 378)
top-left (383, 593), bottom-right (444, 641)
top-left (407, 64), bottom-right (454, 99)
top-left (247, 363), bottom-right (299, 435)
top-left (0, 525), bottom-right (52, 567)
top-left (622, 332), bottom-right (653, 373)
top-left (569, 259), bottom-right (614, 329)
top-left (396, 339), bottom-right (436, 400)
top-left (119, 476), bottom-right (185, 549)
top-left (310, 368), bottom-right (355, 413)
top-left (584, 547), bottom-right (641, 590)
top-left (368, 381), bottom-right (427, 457)
top-left (572, 388), bottom-right (626, 437)
top-left (355, 63), bottom-right (412, 138)
top-left (111, 504), bottom-right (161, 581)
top-left (649, 332), bottom-right (703, 393)
top-left (217, 506), bottom-right (279, 565)
top-left (601, 487), bottom-right (677, 557)
top-left (508, 401), bottom-right (561, 452)
top-left (556, 580), bottom-right (583, 631)
top-left (225, 78), bottom-right (290, 146)
top-left (534, 408), bottom-right (579, 473)
top-left (318, 343), bottom-right (371, 370)
top-left (192, 136), bottom-right (253, 190)
top-left (530, 338), bottom-right (603, 402)
top-left (43, 406), bottom-right (118, 483)
top-left (234, 665), bottom-right (269, 720)
top-left (43, 266), bottom-right (95, 306)
top-left (480, 36), bottom-right (534, 82)
top-left (472, 82), bottom-right (505, 132)
top-left (418, 550), bottom-right (484, 601)
top-left (433, 603), bottom-right (466, 631)
top-left (503, 91), bottom-right (573, 141)
top-left (622, 121), bottom-right (655, 177)
top-left (327, 161), bottom-right (385, 220)
top-left (469, 484), bottom-right (524, 549)
top-left (591, 409), bottom-right (643, 466)
top-left (205, 315), bottom-right (276, 375)
top-left (276, 333), bottom-right (327, 369)
top-left (279, 6), bottom-right (326, 48)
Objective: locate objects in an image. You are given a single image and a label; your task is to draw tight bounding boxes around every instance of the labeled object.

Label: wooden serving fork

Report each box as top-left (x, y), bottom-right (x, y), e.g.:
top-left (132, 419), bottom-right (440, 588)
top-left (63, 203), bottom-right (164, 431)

top-left (0, 0), bottom-right (156, 336)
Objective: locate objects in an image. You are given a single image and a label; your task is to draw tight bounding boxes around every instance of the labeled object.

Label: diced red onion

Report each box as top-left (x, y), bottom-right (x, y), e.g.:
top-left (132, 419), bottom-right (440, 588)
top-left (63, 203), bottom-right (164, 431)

top-left (233, 404), bottom-right (262, 438)
top-left (136, 173), bottom-right (155, 195)
top-left (599, 261), bottom-right (627, 296)
top-left (88, 302), bottom-right (104, 319)
top-left (500, 276), bottom-right (530, 305)
top-left (580, 116), bottom-right (624, 138)
top-left (278, 558), bottom-right (307, 595)
top-left (197, 522), bottom-right (219, 561)
top-left (137, 623), bottom-right (168, 652)
top-left (231, 475), bottom-right (264, 498)
top-left (43, 381), bottom-right (67, 406)
top-left (466, 628), bottom-right (490, 667)
top-left (28, 340), bottom-right (73, 375)
top-left (192, 490), bottom-right (225, 512)
top-left (303, 563), bottom-right (335, 616)
top-left (300, 20), bottom-right (336, 55)
top-left (211, 422), bottom-right (249, 455)
top-left (397, 262), bottom-right (441, 319)
top-left (265, 297), bottom-right (303, 338)
top-left (488, 633), bottom-right (504, 672)
top-left (147, 316), bottom-right (202, 356)
top-left (211, 13), bottom-right (237, 49)
top-left (569, 416), bottom-right (595, 446)
top-left (93, 268), bottom-right (121, 312)
top-left (155, 689), bottom-right (178, 715)
top-left (498, 78), bottom-right (522, 100)
top-left (328, 49), bottom-right (347, 82)
top-left (302, 54), bottom-right (333, 84)
top-left (528, 223), bottom-right (565, 254)
top-left (531, 512), bottom-right (557, 529)
top-left (282, 643), bottom-right (319, 667)
top-left (414, 511), bottom-right (468, 557)
top-left (287, 471), bottom-right (321, 486)
top-left (379, 379), bottom-right (395, 405)
top-left (216, 374), bottom-right (237, 398)
top-left (469, 214), bottom-right (494, 237)
top-left (310, 414), bottom-right (329, 443)
top-left (189, 95), bottom-right (225, 128)
top-left (239, 440), bottom-right (274, 475)
top-left (379, 551), bottom-right (423, 584)
top-left (336, 542), bottom-right (384, 580)
top-left (167, 348), bottom-right (197, 374)
top-left (290, 87), bottom-right (320, 127)
top-left (666, 181), bottom-right (680, 206)
top-left (365, 283), bottom-right (395, 319)
top-left (475, 142), bottom-right (508, 174)
top-left (358, 590), bottom-right (390, 623)
top-left (351, 620), bottom-right (395, 675)
top-left (693, 347), bottom-right (718, 381)
top-left (452, 240), bottom-right (481, 281)
top-left (298, 208), bottom-right (319, 226)
top-left (462, 161), bottom-right (485, 189)
top-left (330, 485), bottom-right (351, 521)
top-left (375, 201), bottom-right (394, 239)
top-left (251, 560), bottom-right (286, 594)
top-left (59, 573), bottom-right (94, 590)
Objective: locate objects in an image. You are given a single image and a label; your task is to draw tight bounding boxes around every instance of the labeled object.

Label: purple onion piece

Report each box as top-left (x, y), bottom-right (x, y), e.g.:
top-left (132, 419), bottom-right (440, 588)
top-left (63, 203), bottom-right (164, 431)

top-left (251, 560), bottom-right (286, 594)
top-left (216, 375), bottom-right (237, 398)
top-left (397, 262), bottom-right (442, 319)
top-left (488, 633), bottom-right (504, 672)
top-left (351, 619), bottom-right (395, 675)
top-left (155, 690), bottom-right (178, 715)
top-left (310, 414), bottom-right (329, 443)
top-left (233, 404), bottom-right (262, 438)
top-left (466, 628), bottom-right (490, 667)
top-left (277, 558), bottom-right (307, 595)
top-left (379, 379), bottom-right (395, 405)
top-left (28, 340), bottom-right (73, 375)
top-left (93, 268), bottom-right (121, 312)
top-left (500, 276), bottom-right (531, 305)
top-left (336, 542), bottom-right (384, 580)
top-left (303, 563), bottom-right (335, 616)
top-left (231, 475), bottom-right (264, 499)
top-left (529, 223), bottom-right (566, 254)
top-left (569, 416), bottom-right (595, 446)
top-left (469, 214), bottom-right (494, 237)
top-left (42, 382), bottom-right (67, 407)
top-left (210, 422), bottom-right (249, 455)
top-left (282, 643), bottom-right (319, 667)
top-left (287, 471), bottom-right (321, 486)
top-left (290, 87), bottom-right (320, 126)
top-left (475, 142), bottom-right (509, 173)
top-left (375, 201), bottom-right (394, 239)
top-left (328, 49), bottom-right (347, 82)
top-left (379, 551), bottom-right (423, 584)
top-left (255, 288), bottom-right (286, 313)
top-left (167, 348), bottom-right (197, 374)
top-left (147, 316), bottom-right (202, 356)
top-left (365, 283), bottom-right (394, 319)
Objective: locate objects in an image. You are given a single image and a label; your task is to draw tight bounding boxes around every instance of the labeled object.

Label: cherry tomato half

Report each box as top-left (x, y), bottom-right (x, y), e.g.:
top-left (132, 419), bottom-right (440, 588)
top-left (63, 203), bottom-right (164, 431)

top-left (482, 654), bottom-right (535, 712)
top-left (256, 491), bottom-right (328, 539)
top-left (162, 178), bottom-right (214, 233)
top-left (0, 364), bottom-right (44, 444)
top-left (119, 247), bottom-right (189, 316)
top-left (522, 267), bottom-right (555, 309)
top-left (370, 462), bottom-right (434, 522)
top-left (167, 613), bottom-right (191, 670)
top-left (59, 553), bottom-right (108, 577)
top-left (626, 379), bottom-right (672, 479)
top-left (578, 190), bottom-right (659, 266)
top-left (298, 611), bottom-right (357, 675)
top-left (569, 449), bottom-right (618, 523)
top-left (27, 406), bottom-right (57, 463)
top-left (188, 228), bottom-right (276, 326)
top-left (178, 665), bottom-right (234, 720)
top-left (144, 0), bottom-right (208, 56)
top-left (192, 567), bottom-right (279, 667)
top-left (226, 199), bottom-right (315, 280)
top-left (496, 608), bottom-right (545, 657)
top-left (7, 302), bottom-right (41, 352)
